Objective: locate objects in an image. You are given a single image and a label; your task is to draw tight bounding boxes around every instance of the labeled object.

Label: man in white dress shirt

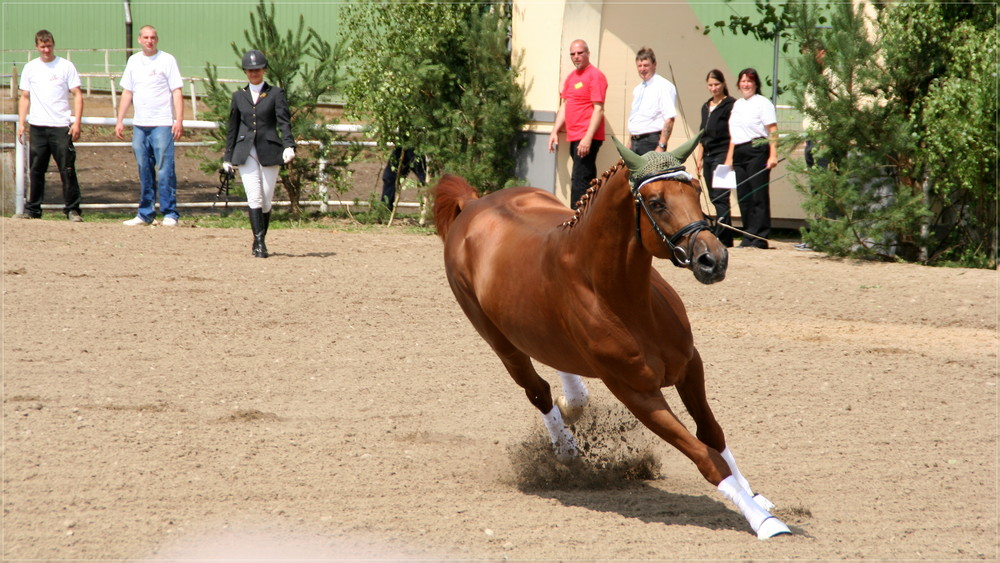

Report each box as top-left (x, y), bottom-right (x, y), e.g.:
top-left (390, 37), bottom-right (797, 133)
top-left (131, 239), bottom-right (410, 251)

top-left (626, 47), bottom-right (677, 155)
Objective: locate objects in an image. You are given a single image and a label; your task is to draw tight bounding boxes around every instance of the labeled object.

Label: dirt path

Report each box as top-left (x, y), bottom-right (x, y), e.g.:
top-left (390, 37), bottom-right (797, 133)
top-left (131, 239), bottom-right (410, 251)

top-left (2, 218), bottom-right (996, 560)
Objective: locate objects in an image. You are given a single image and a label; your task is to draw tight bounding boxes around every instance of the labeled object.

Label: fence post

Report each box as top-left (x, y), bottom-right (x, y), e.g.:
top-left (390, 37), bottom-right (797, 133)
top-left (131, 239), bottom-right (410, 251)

top-left (14, 136), bottom-right (25, 215)
top-left (188, 80), bottom-right (198, 120)
top-left (318, 149), bottom-right (329, 213)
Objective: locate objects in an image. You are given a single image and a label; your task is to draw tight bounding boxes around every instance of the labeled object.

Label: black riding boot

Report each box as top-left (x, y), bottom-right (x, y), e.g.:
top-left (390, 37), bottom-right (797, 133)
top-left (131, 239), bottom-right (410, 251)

top-left (261, 210), bottom-right (271, 257)
top-left (248, 208), bottom-right (268, 258)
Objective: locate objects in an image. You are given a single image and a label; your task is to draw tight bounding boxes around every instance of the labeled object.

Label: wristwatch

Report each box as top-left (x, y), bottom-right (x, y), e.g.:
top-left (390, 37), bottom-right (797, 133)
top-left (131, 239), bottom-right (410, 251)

top-left (657, 142), bottom-right (666, 149)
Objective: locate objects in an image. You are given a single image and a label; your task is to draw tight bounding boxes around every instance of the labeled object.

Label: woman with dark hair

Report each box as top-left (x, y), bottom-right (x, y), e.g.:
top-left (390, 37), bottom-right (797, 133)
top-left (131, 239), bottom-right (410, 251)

top-left (223, 49), bottom-right (296, 258)
top-left (694, 69), bottom-right (736, 247)
top-left (724, 67), bottom-right (778, 249)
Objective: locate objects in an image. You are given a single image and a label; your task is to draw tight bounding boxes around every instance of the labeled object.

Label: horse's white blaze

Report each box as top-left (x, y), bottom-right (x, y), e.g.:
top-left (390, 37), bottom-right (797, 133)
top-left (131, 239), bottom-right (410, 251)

top-left (555, 371), bottom-right (589, 425)
top-left (717, 475), bottom-right (791, 540)
top-left (541, 406), bottom-right (578, 462)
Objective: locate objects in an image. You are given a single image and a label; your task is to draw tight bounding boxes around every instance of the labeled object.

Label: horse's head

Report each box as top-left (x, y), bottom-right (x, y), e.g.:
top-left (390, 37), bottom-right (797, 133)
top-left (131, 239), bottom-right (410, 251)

top-left (613, 135), bottom-right (729, 285)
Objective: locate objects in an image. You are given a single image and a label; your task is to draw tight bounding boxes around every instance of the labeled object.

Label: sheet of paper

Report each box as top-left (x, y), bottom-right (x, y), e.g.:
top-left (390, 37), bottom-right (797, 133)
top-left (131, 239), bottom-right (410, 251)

top-left (712, 164), bottom-right (737, 189)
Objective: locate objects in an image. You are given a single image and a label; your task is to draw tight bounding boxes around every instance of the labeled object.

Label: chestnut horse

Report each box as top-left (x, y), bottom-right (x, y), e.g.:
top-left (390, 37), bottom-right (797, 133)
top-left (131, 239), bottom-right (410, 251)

top-left (431, 137), bottom-right (790, 540)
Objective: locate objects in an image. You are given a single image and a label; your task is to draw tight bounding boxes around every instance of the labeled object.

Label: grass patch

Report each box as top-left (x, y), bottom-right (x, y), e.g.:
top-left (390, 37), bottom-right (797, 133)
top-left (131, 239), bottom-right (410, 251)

top-left (27, 210), bottom-right (437, 235)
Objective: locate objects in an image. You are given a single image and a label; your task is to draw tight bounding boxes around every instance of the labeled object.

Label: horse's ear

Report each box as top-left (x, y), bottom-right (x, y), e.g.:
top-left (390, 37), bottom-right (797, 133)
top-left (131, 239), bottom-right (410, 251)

top-left (668, 130), bottom-right (705, 163)
top-left (612, 136), bottom-right (648, 173)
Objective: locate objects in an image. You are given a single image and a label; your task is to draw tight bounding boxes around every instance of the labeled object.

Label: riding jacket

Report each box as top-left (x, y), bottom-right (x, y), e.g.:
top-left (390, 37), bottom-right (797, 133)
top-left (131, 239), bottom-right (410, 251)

top-left (223, 82), bottom-right (295, 166)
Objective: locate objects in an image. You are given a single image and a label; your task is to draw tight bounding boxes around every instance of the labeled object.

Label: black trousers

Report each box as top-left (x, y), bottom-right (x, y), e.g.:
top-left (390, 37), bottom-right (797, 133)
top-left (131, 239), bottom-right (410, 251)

top-left (702, 153), bottom-right (734, 247)
top-left (631, 132), bottom-right (659, 155)
top-left (804, 139), bottom-right (829, 169)
top-left (381, 147), bottom-right (426, 211)
top-left (27, 125), bottom-right (82, 217)
top-left (732, 141), bottom-right (771, 247)
top-left (569, 139), bottom-right (602, 209)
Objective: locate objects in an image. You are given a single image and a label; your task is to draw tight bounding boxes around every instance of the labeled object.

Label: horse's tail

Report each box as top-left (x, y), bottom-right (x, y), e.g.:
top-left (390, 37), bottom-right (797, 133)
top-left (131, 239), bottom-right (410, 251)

top-left (432, 174), bottom-right (480, 241)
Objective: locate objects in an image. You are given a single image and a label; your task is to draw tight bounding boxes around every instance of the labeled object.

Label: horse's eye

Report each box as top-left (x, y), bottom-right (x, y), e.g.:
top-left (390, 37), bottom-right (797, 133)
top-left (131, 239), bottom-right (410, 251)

top-left (649, 199), bottom-right (666, 212)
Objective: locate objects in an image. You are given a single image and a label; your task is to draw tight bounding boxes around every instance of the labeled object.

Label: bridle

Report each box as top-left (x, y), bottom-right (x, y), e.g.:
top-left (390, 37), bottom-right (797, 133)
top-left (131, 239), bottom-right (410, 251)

top-left (631, 169), bottom-right (713, 268)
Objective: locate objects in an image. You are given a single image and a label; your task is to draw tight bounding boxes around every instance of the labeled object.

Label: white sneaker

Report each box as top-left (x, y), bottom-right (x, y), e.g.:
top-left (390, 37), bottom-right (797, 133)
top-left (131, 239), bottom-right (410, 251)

top-left (123, 217), bottom-right (149, 226)
top-left (161, 217), bottom-right (178, 227)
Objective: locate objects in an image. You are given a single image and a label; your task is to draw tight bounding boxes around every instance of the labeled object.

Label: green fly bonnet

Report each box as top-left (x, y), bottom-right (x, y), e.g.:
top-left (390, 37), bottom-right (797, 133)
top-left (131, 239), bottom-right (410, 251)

top-left (612, 130), bottom-right (703, 189)
top-left (611, 131), bottom-right (710, 268)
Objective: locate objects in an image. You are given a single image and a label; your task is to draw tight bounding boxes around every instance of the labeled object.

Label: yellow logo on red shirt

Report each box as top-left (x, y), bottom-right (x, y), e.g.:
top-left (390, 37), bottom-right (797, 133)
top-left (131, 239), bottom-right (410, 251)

top-left (574, 81), bottom-right (583, 89)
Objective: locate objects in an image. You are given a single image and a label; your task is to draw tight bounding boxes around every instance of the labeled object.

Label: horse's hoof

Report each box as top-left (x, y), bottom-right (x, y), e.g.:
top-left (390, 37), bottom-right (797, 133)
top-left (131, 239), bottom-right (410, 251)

top-left (752, 493), bottom-right (775, 512)
top-left (552, 427), bottom-right (579, 464)
top-left (756, 516), bottom-right (791, 540)
top-left (555, 395), bottom-right (584, 425)
top-left (554, 445), bottom-right (577, 464)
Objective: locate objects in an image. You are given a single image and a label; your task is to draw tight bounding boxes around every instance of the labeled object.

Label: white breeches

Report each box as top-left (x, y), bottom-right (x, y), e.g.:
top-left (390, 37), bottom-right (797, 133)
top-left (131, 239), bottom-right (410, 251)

top-left (238, 146), bottom-right (280, 212)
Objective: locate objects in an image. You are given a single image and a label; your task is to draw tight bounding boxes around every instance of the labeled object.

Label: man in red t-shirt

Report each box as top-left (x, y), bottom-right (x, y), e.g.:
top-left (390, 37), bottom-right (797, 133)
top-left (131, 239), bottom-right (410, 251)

top-left (548, 39), bottom-right (608, 208)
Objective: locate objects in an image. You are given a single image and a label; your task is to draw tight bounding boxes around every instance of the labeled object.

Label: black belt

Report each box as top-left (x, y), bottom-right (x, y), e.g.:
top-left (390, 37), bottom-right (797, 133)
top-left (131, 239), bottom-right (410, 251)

top-left (630, 132), bottom-right (659, 140)
top-left (735, 137), bottom-right (767, 147)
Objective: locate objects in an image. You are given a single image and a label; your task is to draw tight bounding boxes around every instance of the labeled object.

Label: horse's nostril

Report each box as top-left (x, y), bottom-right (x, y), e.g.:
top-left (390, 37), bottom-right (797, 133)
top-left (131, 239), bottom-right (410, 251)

top-left (697, 252), bottom-right (716, 269)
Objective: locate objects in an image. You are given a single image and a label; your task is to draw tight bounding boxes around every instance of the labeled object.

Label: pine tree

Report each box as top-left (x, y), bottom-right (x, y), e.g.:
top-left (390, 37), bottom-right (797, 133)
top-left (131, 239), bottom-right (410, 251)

top-left (341, 1), bottom-right (530, 201)
top-left (710, 0), bottom-right (996, 267)
top-left (786, 1), bottom-right (997, 267)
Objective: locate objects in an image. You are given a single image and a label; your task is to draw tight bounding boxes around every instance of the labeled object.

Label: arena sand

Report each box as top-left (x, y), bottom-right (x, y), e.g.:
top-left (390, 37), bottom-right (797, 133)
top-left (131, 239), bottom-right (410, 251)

top-left (2, 218), bottom-right (996, 560)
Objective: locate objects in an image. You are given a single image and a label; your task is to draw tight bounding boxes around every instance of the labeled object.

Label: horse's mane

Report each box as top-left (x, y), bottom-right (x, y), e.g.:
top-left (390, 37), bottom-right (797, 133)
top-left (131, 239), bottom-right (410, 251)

top-left (561, 160), bottom-right (627, 229)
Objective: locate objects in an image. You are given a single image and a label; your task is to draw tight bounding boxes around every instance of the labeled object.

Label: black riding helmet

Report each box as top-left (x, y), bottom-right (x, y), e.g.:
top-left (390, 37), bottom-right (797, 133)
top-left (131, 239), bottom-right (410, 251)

top-left (242, 49), bottom-right (267, 70)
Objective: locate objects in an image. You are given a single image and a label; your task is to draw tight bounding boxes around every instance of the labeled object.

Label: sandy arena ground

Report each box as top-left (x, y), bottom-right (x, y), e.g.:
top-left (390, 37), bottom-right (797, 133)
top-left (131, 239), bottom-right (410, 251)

top-left (2, 215), bottom-right (996, 560)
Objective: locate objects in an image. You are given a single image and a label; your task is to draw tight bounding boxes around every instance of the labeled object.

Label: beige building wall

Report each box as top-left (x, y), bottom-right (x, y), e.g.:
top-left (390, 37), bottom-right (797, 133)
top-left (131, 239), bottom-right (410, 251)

top-left (513, 0), bottom-right (805, 227)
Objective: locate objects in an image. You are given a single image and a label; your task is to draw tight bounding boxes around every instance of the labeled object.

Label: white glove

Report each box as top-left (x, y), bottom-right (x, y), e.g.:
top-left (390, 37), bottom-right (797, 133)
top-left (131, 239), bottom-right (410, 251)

top-left (282, 147), bottom-right (295, 164)
top-left (222, 161), bottom-right (234, 174)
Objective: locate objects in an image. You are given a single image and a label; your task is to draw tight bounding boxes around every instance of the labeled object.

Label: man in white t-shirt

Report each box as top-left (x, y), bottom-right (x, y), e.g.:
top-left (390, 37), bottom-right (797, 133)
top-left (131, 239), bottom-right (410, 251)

top-left (115, 25), bottom-right (184, 226)
top-left (17, 30), bottom-right (84, 221)
top-left (626, 47), bottom-right (677, 155)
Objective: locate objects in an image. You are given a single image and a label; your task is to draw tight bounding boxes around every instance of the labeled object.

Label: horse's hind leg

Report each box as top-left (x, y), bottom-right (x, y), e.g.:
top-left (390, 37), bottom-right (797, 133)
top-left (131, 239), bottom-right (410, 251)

top-left (461, 304), bottom-right (578, 461)
top-left (675, 349), bottom-right (774, 508)
top-left (554, 371), bottom-right (589, 424)
top-left (497, 350), bottom-right (578, 462)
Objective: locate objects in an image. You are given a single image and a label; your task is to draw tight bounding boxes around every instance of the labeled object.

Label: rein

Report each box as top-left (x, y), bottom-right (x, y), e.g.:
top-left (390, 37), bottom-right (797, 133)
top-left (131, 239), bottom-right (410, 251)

top-left (631, 169), bottom-right (712, 267)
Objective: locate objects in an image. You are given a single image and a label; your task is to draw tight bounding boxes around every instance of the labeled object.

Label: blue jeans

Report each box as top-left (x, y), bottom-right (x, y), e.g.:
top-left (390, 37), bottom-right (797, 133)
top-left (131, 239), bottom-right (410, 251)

top-left (131, 125), bottom-right (177, 222)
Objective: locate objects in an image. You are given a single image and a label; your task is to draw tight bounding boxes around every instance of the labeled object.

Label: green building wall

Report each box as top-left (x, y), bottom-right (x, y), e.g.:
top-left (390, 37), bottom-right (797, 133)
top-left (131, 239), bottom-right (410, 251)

top-left (2, 1), bottom-right (345, 82)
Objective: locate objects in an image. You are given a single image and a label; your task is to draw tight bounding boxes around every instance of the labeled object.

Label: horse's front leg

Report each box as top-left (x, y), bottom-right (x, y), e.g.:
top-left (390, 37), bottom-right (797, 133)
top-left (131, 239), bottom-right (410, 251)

top-left (675, 349), bottom-right (776, 511)
top-left (602, 377), bottom-right (790, 540)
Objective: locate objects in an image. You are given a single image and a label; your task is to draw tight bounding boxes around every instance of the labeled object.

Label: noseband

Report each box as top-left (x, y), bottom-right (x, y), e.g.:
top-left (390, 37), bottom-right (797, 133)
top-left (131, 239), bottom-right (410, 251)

top-left (631, 170), bottom-right (712, 267)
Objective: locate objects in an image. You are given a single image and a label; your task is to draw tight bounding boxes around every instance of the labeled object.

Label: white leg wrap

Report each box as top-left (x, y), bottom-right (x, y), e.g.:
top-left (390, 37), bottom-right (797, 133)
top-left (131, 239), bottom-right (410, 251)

top-left (557, 371), bottom-right (589, 407)
top-left (720, 447), bottom-right (775, 511)
top-left (541, 406), bottom-right (578, 463)
top-left (720, 447), bottom-right (753, 494)
top-left (555, 371), bottom-right (589, 424)
top-left (718, 476), bottom-right (790, 540)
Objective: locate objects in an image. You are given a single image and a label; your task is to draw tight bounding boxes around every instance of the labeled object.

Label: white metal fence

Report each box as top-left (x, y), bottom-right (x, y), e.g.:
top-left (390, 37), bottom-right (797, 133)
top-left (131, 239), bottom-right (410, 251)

top-left (0, 115), bottom-right (408, 215)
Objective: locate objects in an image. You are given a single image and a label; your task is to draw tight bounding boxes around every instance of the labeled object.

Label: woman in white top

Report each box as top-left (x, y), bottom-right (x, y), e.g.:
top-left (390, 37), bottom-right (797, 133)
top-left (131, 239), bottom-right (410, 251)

top-left (724, 68), bottom-right (778, 249)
